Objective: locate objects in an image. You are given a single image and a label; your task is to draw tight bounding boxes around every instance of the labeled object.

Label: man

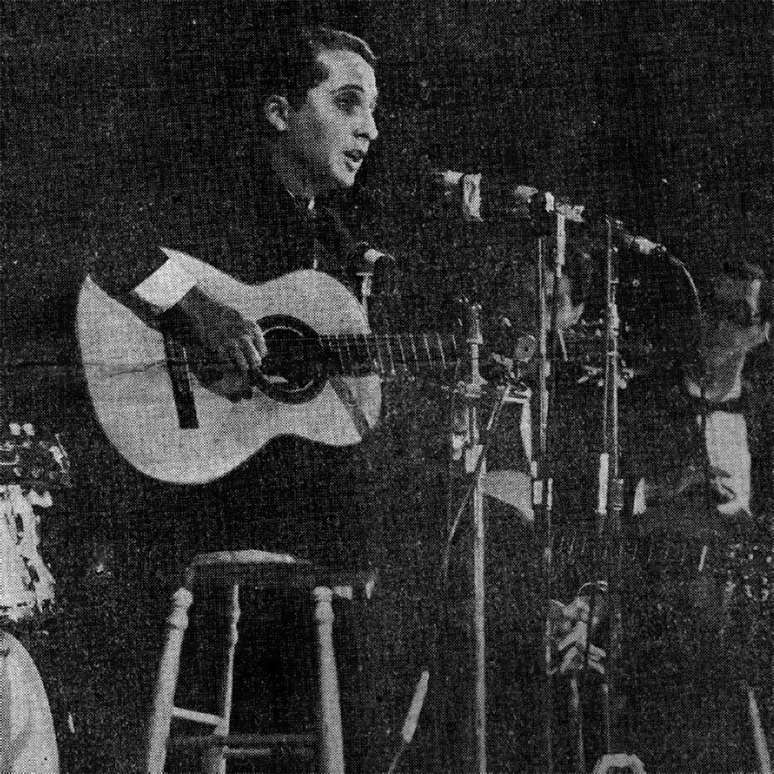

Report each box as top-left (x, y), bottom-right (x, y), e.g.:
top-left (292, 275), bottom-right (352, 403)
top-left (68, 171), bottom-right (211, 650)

top-left (94, 26), bottom-right (378, 403)
top-left (88, 25), bottom-right (380, 550)
top-left (684, 260), bottom-right (770, 521)
top-left (86, 25), bottom-right (385, 769)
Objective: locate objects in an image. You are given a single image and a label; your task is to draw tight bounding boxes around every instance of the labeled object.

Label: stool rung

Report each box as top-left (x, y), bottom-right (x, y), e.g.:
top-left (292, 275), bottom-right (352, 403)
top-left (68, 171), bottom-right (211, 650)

top-left (168, 732), bottom-right (317, 751)
top-left (171, 707), bottom-right (223, 726)
top-left (224, 746), bottom-right (316, 761)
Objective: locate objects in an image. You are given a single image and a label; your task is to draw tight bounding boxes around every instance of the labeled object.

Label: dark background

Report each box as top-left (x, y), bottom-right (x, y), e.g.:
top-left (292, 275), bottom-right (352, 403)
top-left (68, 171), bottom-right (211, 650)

top-left (2, 2), bottom-right (773, 772)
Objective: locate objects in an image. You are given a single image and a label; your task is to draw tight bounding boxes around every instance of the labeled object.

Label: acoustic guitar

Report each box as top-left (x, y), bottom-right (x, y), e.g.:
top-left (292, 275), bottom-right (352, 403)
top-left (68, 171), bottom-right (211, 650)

top-left (77, 249), bottom-right (461, 484)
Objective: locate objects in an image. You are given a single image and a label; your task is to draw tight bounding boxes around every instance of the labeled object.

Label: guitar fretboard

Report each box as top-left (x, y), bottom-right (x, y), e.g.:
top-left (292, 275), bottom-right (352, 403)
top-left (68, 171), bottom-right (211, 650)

top-left (319, 331), bottom-right (460, 376)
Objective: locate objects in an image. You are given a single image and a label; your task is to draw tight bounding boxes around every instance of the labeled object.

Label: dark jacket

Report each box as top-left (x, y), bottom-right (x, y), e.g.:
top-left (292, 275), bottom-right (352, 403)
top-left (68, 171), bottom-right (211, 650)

top-left (88, 168), bottom-right (357, 302)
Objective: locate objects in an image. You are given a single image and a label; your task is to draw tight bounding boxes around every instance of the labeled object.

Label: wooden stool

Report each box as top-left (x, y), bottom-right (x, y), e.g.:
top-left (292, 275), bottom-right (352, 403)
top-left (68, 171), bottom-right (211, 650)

top-left (145, 550), bottom-right (345, 774)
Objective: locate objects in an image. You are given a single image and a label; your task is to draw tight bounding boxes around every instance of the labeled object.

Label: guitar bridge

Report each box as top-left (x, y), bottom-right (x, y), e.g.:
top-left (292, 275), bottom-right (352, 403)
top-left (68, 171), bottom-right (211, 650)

top-left (162, 334), bottom-right (199, 430)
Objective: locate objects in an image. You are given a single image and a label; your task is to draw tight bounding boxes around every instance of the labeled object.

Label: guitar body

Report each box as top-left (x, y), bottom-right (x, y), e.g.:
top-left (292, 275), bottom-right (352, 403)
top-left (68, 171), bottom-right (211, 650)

top-left (77, 250), bottom-right (381, 484)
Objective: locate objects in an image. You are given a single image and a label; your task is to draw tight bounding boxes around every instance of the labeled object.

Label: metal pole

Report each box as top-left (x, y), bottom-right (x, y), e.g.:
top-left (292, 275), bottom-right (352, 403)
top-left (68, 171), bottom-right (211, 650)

top-left (464, 304), bottom-right (488, 774)
top-left (534, 233), bottom-right (555, 773)
top-left (601, 218), bottom-right (624, 754)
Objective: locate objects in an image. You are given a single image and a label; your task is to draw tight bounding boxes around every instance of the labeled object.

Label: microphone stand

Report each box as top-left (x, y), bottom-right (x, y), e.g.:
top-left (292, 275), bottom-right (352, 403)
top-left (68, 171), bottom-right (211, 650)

top-left (441, 297), bottom-right (538, 774)
top-left (513, 180), bottom-right (712, 767)
top-left (596, 217), bottom-right (626, 755)
top-left (444, 298), bottom-right (540, 773)
top-left (519, 191), bottom-right (588, 773)
top-left (535, 216), bottom-right (562, 774)
top-left (461, 303), bottom-right (488, 774)
top-left (442, 301), bottom-right (489, 774)
top-left (596, 220), bottom-right (709, 757)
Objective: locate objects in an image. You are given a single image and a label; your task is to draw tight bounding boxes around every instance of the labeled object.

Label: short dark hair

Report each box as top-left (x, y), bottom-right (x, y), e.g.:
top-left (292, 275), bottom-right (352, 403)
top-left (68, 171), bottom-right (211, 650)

top-left (262, 26), bottom-right (376, 109)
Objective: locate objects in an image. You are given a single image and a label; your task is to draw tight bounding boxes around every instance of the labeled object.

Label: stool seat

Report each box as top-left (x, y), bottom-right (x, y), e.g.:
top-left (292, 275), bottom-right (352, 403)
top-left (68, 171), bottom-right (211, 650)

top-left (145, 551), bottom-right (346, 774)
top-left (188, 550), bottom-right (313, 588)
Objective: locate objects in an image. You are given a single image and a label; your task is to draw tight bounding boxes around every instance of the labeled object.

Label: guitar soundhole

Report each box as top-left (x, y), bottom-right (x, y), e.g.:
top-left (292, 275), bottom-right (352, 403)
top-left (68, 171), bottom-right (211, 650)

top-left (256, 315), bottom-right (328, 404)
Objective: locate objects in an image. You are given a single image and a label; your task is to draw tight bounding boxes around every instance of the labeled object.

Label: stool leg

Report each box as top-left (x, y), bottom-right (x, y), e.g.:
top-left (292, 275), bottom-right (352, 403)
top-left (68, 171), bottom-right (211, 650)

top-left (146, 586), bottom-right (194, 774)
top-left (202, 582), bottom-right (240, 774)
top-left (313, 586), bottom-right (345, 774)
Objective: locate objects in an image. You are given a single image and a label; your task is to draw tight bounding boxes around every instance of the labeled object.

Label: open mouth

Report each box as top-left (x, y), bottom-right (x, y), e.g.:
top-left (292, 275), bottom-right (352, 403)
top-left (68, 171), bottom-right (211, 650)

top-left (344, 149), bottom-right (365, 164)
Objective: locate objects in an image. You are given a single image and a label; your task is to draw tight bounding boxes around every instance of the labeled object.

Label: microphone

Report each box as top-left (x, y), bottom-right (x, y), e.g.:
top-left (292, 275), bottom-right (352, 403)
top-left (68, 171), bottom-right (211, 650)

top-left (362, 246), bottom-right (396, 270)
top-left (512, 185), bottom-right (588, 225)
top-left (515, 187), bottom-right (677, 263)
top-left (349, 242), bottom-right (397, 296)
top-left (607, 220), bottom-right (686, 275)
top-left (432, 169), bottom-right (587, 225)
top-left (349, 240), bottom-right (394, 268)
top-left (511, 187), bottom-right (677, 262)
top-left (609, 220), bottom-right (669, 258)
top-left (432, 167), bottom-right (676, 260)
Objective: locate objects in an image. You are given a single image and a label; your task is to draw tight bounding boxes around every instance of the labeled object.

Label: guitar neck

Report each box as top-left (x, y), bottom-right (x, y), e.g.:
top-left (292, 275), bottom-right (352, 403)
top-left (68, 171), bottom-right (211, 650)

top-left (320, 331), bottom-right (460, 376)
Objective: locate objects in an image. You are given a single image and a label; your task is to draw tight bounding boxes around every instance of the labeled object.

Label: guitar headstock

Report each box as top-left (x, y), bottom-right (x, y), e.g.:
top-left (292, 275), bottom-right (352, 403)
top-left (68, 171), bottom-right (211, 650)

top-left (0, 421), bottom-right (71, 489)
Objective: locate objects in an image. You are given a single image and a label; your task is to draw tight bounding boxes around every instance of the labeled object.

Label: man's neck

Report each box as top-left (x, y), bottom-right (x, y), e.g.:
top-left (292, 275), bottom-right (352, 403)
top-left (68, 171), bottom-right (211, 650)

top-left (269, 145), bottom-right (317, 208)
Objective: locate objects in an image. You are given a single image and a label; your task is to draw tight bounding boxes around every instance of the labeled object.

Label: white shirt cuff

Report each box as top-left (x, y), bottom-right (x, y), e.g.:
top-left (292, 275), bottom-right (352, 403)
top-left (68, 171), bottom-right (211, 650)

top-left (131, 256), bottom-right (197, 313)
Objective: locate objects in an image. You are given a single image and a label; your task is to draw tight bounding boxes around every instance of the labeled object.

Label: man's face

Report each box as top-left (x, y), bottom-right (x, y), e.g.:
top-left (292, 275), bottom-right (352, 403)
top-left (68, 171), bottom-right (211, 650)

top-left (283, 48), bottom-right (378, 195)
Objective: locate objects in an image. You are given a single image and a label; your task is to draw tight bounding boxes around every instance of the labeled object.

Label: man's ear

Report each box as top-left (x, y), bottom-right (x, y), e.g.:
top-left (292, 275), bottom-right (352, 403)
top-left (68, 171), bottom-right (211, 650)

top-left (264, 95), bottom-right (291, 133)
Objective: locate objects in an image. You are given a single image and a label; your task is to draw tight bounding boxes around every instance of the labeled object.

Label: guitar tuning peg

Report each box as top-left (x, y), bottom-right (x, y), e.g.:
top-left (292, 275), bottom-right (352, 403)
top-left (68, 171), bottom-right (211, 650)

top-left (22, 423), bottom-right (35, 436)
top-left (9, 423), bottom-right (20, 436)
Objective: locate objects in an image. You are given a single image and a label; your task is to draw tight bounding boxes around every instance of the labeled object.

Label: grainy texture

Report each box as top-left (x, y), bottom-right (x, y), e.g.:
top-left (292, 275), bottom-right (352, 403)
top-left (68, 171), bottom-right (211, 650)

top-left (2, 2), bottom-right (773, 772)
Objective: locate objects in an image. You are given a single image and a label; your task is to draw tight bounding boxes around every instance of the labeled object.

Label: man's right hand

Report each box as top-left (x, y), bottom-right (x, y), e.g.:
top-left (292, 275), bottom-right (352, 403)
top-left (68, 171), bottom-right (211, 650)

top-left (161, 286), bottom-right (267, 399)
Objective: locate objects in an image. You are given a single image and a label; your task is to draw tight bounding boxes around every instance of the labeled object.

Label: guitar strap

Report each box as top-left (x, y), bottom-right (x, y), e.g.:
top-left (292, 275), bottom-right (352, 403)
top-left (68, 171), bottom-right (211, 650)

top-left (328, 376), bottom-right (371, 440)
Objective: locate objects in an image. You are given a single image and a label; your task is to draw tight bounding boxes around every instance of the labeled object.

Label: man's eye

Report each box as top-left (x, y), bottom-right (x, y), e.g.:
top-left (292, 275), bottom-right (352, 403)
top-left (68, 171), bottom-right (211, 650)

top-left (335, 94), bottom-right (360, 113)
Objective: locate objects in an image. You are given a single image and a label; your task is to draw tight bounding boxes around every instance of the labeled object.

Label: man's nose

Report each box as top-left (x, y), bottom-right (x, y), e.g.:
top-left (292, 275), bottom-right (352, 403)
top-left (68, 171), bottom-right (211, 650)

top-left (357, 109), bottom-right (378, 142)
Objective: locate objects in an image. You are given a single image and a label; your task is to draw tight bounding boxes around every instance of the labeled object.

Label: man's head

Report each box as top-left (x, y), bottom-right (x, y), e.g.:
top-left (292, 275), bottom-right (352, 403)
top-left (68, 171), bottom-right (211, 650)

top-left (263, 27), bottom-right (379, 199)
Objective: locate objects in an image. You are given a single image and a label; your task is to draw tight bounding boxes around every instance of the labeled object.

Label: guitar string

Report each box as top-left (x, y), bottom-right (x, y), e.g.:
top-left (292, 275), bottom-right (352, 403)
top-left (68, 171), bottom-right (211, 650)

top-left (4, 331), bottom-right (462, 372)
top-left (4, 327), bottom-right (665, 379)
top-left (4, 343), bottom-right (657, 379)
